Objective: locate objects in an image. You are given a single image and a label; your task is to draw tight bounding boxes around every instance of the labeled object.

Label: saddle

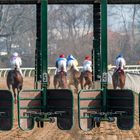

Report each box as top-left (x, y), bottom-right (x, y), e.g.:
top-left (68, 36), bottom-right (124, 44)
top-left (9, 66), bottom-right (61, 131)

top-left (56, 71), bottom-right (67, 77)
top-left (114, 67), bottom-right (125, 75)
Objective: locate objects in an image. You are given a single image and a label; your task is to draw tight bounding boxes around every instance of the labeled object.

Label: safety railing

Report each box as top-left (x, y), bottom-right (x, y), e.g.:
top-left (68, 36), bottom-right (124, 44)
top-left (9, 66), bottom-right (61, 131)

top-left (0, 65), bottom-right (140, 77)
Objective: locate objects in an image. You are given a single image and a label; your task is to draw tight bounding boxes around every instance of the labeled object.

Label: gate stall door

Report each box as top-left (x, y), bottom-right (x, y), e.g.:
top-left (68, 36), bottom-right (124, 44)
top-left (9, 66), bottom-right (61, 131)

top-left (78, 90), bottom-right (102, 131)
top-left (0, 90), bottom-right (13, 130)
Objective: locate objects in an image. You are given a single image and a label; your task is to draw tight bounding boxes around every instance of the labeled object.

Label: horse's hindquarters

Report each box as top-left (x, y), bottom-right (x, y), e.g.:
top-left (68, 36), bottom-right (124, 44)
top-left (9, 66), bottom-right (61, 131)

top-left (112, 71), bottom-right (125, 89)
top-left (53, 72), bottom-right (67, 89)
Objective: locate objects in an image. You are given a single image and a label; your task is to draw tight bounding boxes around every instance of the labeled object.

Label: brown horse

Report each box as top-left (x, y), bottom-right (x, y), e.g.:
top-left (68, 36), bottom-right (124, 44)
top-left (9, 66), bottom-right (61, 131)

top-left (7, 68), bottom-right (23, 103)
top-left (80, 71), bottom-right (94, 89)
top-left (112, 68), bottom-right (126, 89)
top-left (53, 67), bottom-right (67, 89)
top-left (67, 66), bottom-right (81, 93)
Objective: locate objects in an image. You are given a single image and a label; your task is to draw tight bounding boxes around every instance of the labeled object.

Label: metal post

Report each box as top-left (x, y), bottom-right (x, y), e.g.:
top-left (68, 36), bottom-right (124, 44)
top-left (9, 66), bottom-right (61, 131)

top-left (93, 3), bottom-right (101, 81)
top-left (41, 0), bottom-right (48, 110)
top-left (34, 3), bottom-right (41, 89)
top-left (101, 0), bottom-right (107, 112)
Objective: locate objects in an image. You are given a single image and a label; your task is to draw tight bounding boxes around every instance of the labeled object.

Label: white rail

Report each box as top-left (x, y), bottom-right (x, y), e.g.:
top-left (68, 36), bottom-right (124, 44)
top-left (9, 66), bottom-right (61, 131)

top-left (0, 65), bottom-right (140, 77)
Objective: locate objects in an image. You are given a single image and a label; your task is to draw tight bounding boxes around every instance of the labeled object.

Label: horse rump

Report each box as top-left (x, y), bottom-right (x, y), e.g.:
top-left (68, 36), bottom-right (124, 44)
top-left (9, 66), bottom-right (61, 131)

top-left (112, 69), bottom-right (125, 89)
top-left (53, 71), bottom-right (67, 89)
top-left (80, 71), bottom-right (93, 89)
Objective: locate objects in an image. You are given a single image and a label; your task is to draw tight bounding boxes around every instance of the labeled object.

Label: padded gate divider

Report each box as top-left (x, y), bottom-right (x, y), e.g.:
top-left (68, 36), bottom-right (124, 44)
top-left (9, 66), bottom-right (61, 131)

top-left (18, 89), bottom-right (42, 130)
top-left (107, 89), bottom-right (134, 130)
top-left (78, 89), bottom-right (102, 131)
top-left (0, 90), bottom-right (13, 130)
top-left (46, 89), bottom-right (73, 130)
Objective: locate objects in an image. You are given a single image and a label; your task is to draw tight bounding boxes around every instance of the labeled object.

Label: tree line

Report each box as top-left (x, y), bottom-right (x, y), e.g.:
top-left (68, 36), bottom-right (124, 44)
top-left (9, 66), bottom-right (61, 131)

top-left (0, 5), bottom-right (140, 68)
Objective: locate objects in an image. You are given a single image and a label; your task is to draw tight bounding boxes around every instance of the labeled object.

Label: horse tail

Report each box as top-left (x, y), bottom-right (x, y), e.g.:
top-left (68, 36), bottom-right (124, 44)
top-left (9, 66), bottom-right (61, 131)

top-left (119, 60), bottom-right (122, 68)
top-left (61, 66), bottom-right (64, 72)
top-left (7, 71), bottom-right (12, 89)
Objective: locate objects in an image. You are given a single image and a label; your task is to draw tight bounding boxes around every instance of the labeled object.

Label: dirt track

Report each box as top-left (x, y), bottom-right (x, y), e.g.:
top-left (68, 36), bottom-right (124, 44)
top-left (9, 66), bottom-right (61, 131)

top-left (0, 77), bottom-right (140, 140)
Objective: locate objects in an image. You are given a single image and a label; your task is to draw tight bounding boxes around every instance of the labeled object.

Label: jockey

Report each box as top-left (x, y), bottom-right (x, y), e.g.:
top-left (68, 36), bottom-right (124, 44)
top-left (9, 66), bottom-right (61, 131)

top-left (10, 52), bottom-right (23, 77)
top-left (55, 54), bottom-right (67, 75)
top-left (115, 54), bottom-right (126, 71)
top-left (82, 55), bottom-right (92, 72)
top-left (67, 54), bottom-right (79, 71)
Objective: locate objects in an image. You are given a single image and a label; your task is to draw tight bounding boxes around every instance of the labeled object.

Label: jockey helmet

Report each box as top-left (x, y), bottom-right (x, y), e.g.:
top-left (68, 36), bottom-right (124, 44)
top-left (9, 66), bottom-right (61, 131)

top-left (68, 54), bottom-right (75, 60)
top-left (85, 55), bottom-right (91, 60)
top-left (116, 53), bottom-right (123, 59)
top-left (13, 52), bottom-right (18, 57)
top-left (59, 54), bottom-right (65, 58)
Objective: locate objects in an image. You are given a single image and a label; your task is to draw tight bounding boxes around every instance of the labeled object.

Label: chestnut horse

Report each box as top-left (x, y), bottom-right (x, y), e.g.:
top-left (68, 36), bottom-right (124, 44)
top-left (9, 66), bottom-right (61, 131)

top-left (7, 68), bottom-right (23, 103)
top-left (112, 68), bottom-right (126, 89)
top-left (80, 71), bottom-right (94, 89)
top-left (53, 67), bottom-right (67, 89)
top-left (67, 66), bottom-right (81, 93)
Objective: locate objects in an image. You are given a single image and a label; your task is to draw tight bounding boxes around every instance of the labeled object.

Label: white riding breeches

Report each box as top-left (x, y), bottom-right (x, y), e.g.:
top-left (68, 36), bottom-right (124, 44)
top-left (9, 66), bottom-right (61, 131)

top-left (57, 60), bottom-right (67, 73)
top-left (67, 60), bottom-right (79, 71)
top-left (83, 64), bottom-right (92, 72)
top-left (115, 58), bottom-right (126, 70)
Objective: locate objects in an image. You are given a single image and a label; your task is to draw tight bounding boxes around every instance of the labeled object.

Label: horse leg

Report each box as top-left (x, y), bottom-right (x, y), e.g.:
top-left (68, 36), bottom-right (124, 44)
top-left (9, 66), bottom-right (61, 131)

top-left (84, 82), bottom-right (87, 89)
top-left (112, 76), bottom-right (117, 89)
top-left (53, 76), bottom-right (57, 89)
top-left (12, 87), bottom-right (17, 104)
top-left (112, 81), bottom-right (116, 89)
top-left (120, 76), bottom-right (125, 89)
top-left (74, 80), bottom-right (79, 93)
top-left (63, 77), bottom-right (67, 89)
top-left (80, 74), bottom-right (84, 89)
top-left (88, 82), bottom-right (92, 89)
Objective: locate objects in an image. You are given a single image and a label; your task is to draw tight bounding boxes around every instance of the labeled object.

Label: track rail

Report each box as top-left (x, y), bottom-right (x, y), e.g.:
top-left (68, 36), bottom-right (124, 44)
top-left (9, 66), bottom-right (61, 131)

top-left (0, 65), bottom-right (140, 77)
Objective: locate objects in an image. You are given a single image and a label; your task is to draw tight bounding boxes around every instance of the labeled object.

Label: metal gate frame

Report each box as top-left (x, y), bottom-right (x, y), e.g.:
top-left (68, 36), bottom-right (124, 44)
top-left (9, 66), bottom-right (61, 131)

top-left (18, 89), bottom-right (74, 131)
top-left (78, 89), bottom-right (134, 131)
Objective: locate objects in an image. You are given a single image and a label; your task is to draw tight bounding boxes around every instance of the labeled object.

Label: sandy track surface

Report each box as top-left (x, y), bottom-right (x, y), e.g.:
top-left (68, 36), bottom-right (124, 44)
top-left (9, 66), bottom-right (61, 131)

top-left (0, 77), bottom-right (140, 140)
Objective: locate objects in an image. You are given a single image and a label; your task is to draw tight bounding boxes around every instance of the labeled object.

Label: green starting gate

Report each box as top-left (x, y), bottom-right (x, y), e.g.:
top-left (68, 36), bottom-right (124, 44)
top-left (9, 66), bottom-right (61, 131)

top-left (18, 89), bottom-right (73, 130)
top-left (78, 0), bottom-right (135, 130)
top-left (78, 89), bottom-right (134, 131)
top-left (17, 0), bottom-right (74, 130)
top-left (0, 90), bottom-right (13, 130)
top-left (1, 0), bottom-right (139, 131)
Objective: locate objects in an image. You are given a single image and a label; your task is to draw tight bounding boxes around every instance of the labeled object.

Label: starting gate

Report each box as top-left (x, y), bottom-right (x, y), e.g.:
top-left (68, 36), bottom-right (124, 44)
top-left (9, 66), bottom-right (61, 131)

top-left (1, 0), bottom-right (139, 132)
top-left (0, 90), bottom-right (13, 130)
top-left (78, 89), bottom-right (134, 131)
top-left (78, 0), bottom-right (135, 130)
top-left (18, 89), bottom-right (73, 130)
top-left (17, 0), bottom-right (74, 130)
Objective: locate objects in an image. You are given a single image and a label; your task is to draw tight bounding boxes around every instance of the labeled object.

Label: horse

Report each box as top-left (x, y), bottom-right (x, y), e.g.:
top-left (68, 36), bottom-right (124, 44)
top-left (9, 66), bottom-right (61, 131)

top-left (7, 68), bottom-right (23, 103)
top-left (47, 73), bottom-right (50, 88)
top-left (112, 67), bottom-right (126, 89)
top-left (53, 67), bottom-right (67, 89)
top-left (67, 66), bottom-right (81, 93)
top-left (80, 70), bottom-right (94, 89)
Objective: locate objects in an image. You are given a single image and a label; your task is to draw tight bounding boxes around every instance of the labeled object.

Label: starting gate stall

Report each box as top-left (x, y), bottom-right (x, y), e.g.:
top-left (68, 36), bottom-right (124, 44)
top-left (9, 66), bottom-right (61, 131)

top-left (0, 90), bottom-right (13, 130)
top-left (18, 89), bottom-right (73, 130)
top-left (17, 0), bottom-right (73, 130)
top-left (78, 89), bottom-right (134, 130)
top-left (78, 0), bottom-right (135, 131)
